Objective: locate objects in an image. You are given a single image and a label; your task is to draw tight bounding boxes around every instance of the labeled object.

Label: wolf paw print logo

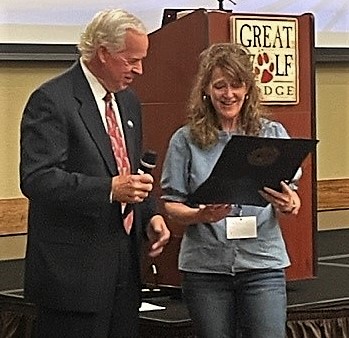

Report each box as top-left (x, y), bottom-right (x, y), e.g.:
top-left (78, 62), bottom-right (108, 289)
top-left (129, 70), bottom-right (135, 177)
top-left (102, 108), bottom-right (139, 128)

top-left (255, 52), bottom-right (275, 83)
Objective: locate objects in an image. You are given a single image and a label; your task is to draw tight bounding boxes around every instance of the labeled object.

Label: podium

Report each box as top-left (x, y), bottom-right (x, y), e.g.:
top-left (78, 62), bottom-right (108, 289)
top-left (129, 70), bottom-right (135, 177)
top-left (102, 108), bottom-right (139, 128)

top-left (133, 9), bottom-right (316, 285)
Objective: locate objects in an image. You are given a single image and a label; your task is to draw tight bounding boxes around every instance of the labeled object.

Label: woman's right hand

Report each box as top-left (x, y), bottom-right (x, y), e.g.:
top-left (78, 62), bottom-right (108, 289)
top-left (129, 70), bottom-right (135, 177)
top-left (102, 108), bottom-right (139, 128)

top-left (197, 204), bottom-right (232, 223)
top-left (164, 201), bottom-right (232, 226)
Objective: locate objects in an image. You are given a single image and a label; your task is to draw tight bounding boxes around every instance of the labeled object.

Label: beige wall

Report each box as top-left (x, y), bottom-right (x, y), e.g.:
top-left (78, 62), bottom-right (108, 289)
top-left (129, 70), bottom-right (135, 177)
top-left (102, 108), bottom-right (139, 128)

top-left (0, 61), bottom-right (70, 199)
top-left (316, 63), bottom-right (349, 230)
top-left (316, 63), bottom-right (349, 179)
top-left (0, 60), bottom-right (349, 260)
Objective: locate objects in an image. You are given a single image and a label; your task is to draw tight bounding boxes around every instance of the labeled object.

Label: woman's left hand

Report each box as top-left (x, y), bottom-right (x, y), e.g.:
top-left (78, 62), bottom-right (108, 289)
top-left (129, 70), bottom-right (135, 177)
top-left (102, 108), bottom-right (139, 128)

top-left (259, 181), bottom-right (301, 215)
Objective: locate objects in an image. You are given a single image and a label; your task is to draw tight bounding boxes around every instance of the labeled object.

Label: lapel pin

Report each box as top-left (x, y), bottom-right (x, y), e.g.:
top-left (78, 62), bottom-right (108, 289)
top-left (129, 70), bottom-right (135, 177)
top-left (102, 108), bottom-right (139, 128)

top-left (127, 120), bottom-right (134, 128)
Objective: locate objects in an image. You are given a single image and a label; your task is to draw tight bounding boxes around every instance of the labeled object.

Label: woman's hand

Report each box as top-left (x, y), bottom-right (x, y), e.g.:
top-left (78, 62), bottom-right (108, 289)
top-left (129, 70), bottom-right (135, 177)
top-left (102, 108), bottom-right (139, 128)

top-left (164, 201), bottom-right (232, 225)
top-left (197, 204), bottom-right (232, 223)
top-left (259, 181), bottom-right (301, 215)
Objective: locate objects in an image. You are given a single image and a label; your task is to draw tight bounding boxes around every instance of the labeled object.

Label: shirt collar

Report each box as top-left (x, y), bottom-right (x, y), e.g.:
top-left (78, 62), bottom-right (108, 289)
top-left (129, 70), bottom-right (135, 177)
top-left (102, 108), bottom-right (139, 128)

top-left (79, 58), bottom-right (110, 101)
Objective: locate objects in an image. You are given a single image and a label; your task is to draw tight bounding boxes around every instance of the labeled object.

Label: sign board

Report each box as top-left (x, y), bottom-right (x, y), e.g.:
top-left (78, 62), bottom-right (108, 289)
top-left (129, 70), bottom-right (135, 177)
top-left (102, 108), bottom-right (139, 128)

top-left (230, 15), bottom-right (299, 105)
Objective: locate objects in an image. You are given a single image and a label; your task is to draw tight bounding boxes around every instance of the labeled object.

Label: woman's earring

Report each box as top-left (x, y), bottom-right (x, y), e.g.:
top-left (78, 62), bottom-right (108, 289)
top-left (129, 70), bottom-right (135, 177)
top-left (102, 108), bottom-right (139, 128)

top-left (203, 94), bottom-right (210, 102)
top-left (245, 94), bottom-right (249, 100)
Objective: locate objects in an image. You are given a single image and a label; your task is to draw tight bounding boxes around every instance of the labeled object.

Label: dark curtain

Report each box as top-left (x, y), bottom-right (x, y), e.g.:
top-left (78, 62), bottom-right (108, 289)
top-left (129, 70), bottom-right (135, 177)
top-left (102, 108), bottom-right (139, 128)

top-left (0, 301), bottom-right (37, 338)
top-left (286, 305), bottom-right (349, 338)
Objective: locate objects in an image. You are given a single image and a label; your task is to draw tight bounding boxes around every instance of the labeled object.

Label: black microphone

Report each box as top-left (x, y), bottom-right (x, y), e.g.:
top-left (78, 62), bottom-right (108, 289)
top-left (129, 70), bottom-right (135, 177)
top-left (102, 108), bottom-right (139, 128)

top-left (137, 150), bottom-right (158, 174)
top-left (123, 150), bottom-right (158, 218)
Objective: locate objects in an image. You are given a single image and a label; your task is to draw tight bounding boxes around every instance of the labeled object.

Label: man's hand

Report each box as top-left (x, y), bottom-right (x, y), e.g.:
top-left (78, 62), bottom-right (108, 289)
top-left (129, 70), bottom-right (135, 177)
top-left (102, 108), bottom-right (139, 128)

top-left (111, 173), bottom-right (153, 203)
top-left (146, 215), bottom-right (170, 258)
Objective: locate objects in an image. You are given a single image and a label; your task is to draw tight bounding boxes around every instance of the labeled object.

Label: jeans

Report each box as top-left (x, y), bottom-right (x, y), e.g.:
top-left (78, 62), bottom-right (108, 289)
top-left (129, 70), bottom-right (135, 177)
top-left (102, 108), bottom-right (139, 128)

top-left (182, 269), bottom-right (286, 338)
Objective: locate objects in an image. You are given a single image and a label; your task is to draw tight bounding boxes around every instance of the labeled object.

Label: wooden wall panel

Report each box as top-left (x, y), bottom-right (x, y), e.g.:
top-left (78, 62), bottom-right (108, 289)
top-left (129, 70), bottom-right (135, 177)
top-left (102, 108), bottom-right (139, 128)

top-left (317, 178), bottom-right (349, 211)
top-left (0, 198), bottom-right (28, 236)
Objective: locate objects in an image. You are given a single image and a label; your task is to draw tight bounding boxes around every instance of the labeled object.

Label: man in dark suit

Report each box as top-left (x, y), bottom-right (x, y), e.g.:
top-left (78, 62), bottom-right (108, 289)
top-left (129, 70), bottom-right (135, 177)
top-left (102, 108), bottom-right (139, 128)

top-left (20, 9), bottom-right (170, 338)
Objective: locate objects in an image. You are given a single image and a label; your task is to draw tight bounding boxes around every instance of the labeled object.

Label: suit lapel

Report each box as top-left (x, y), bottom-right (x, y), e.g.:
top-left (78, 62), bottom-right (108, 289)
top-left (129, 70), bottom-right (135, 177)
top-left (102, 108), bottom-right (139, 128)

top-left (71, 63), bottom-right (117, 175)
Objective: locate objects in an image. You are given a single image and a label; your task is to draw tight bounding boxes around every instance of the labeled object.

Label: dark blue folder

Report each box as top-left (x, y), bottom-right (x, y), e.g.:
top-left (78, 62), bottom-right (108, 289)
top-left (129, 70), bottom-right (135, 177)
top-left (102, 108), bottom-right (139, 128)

top-left (187, 135), bottom-right (318, 207)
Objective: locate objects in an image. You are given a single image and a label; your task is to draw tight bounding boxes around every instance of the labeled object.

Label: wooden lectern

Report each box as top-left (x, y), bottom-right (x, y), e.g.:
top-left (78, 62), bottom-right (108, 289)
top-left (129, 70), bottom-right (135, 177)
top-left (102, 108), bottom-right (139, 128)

top-left (133, 9), bottom-right (317, 285)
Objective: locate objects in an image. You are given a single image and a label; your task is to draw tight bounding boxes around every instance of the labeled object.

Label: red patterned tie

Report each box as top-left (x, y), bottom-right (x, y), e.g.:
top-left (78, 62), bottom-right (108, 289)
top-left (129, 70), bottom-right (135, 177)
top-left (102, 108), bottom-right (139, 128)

top-left (104, 92), bottom-right (133, 234)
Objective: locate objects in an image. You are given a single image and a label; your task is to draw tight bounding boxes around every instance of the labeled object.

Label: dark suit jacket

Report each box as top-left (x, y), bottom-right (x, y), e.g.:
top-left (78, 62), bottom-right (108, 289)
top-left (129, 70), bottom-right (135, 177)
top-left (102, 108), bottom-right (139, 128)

top-left (20, 61), bottom-right (156, 312)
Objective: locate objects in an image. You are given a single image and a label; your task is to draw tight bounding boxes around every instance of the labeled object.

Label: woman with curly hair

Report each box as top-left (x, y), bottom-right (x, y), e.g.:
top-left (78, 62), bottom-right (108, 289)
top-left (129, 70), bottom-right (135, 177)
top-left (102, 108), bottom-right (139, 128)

top-left (160, 43), bottom-right (301, 338)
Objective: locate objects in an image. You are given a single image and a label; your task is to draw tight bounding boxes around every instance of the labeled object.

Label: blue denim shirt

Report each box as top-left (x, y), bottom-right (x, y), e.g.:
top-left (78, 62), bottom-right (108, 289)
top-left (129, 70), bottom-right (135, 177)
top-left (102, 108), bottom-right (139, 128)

top-left (161, 119), bottom-right (297, 275)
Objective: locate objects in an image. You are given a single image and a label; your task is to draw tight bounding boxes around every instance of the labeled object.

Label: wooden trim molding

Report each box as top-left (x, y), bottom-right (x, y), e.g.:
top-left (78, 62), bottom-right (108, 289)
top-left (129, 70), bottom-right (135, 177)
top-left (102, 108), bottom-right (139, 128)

top-left (0, 198), bottom-right (28, 236)
top-left (317, 178), bottom-right (349, 211)
top-left (0, 180), bottom-right (348, 235)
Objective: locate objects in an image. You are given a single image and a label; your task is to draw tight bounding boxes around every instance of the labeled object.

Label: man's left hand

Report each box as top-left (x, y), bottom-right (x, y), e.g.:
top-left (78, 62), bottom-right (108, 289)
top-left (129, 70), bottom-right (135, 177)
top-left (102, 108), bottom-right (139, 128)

top-left (146, 215), bottom-right (170, 257)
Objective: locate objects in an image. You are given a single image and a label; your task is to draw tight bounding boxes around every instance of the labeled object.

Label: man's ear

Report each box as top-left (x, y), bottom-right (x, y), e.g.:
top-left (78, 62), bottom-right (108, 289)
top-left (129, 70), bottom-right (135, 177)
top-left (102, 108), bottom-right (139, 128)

top-left (98, 46), bottom-right (108, 63)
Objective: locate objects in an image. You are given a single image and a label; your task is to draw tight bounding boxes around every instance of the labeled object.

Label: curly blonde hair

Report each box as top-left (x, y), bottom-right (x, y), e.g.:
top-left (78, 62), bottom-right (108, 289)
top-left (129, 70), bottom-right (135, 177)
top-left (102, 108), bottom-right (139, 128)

top-left (188, 43), bottom-right (267, 149)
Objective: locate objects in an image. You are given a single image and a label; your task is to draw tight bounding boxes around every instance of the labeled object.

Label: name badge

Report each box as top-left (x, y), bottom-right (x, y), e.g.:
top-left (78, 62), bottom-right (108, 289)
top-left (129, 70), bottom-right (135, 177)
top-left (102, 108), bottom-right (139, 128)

top-left (226, 216), bottom-right (257, 239)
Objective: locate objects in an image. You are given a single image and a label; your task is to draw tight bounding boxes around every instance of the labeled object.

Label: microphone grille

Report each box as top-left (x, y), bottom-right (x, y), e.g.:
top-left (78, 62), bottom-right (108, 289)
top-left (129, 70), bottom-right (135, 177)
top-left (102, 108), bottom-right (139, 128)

top-left (142, 150), bottom-right (158, 166)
